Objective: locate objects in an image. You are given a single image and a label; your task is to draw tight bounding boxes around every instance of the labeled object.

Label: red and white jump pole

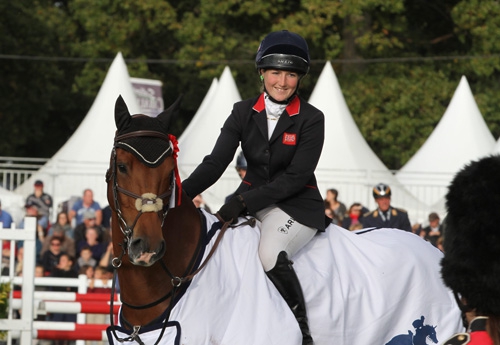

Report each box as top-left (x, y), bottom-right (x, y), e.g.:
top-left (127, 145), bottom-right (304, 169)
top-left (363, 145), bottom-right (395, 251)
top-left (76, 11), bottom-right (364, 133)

top-left (42, 301), bottom-right (120, 314)
top-left (11, 299), bottom-right (120, 314)
top-left (9, 322), bottom-right (109, 341)
top-left (13, 290), bottom-right (118, 302)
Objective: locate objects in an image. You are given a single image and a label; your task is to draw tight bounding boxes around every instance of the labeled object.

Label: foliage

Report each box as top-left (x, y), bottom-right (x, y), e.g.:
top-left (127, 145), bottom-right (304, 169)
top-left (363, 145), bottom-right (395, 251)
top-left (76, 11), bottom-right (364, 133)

top-left (0, 282), bottom-right (11, 339)
top-left (0, 1), bottom-right (80, 157)
top-left (343, 65), bottom-right (457, 168)
top-left (1, 0), bottom-right (500, 169)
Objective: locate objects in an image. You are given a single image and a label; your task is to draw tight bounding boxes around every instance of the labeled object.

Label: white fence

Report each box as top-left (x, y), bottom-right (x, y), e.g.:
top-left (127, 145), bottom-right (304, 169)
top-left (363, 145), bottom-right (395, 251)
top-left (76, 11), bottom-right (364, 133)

top-left (0, 219), bottom-right (114, 345)
top-left (0, 218), bottom-right (36, 345)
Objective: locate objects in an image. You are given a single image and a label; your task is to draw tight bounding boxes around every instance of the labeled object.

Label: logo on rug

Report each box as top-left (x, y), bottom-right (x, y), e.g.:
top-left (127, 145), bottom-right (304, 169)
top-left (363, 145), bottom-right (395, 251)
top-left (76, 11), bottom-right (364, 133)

top-left (385, 316), bottom-right (438, 345)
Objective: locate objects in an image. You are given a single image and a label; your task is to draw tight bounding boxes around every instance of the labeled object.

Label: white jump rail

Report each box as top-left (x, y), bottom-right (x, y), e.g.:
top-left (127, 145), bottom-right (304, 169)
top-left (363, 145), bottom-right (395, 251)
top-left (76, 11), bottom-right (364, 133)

top-left (11, 298), bottom-right (120, 315)
top-left (0, 217), bottom-right (36, 345)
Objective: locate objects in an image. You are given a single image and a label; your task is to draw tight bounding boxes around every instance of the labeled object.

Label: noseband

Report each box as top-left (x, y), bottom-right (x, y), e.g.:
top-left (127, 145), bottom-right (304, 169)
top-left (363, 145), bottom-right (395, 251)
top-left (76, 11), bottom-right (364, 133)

top-left (106, 130), bottom-right (175, 255)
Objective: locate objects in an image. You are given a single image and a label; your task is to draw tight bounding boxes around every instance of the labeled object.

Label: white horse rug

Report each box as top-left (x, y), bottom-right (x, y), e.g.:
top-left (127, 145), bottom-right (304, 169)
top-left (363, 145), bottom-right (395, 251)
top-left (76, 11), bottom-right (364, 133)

top-left (107, 209), bottom-right (463, 345)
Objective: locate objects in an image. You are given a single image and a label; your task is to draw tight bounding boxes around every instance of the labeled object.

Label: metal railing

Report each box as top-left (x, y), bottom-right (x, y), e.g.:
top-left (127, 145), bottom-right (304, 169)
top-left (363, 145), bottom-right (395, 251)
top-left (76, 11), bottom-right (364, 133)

top-left (0, 157), bottom-right (48, 191)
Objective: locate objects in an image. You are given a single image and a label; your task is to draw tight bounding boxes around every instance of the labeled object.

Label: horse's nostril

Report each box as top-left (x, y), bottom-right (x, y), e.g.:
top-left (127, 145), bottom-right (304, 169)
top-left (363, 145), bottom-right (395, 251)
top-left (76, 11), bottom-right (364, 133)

top-left (128, 236), bottom-right (165, 265)
top-left (128, 237), bottom-right (148, 256)
top-left (130, 237), bottom-right (140, 245)
top-left (130, 237), bottom-right (143, 248)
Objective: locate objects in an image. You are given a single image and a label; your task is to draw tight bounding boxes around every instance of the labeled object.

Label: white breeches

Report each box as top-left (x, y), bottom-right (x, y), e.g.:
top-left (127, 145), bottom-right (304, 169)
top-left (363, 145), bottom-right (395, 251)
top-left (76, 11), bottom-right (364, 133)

top-left (256, 205), bottom-right (317, 271)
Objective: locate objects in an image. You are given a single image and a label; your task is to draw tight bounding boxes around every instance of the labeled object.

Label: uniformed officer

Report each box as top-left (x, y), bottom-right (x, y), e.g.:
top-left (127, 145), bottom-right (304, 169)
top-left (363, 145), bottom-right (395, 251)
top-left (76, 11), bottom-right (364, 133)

top-left (441, 155), bottom-right (500, 345)
top-left (361, 183), bottom-right (412, 231)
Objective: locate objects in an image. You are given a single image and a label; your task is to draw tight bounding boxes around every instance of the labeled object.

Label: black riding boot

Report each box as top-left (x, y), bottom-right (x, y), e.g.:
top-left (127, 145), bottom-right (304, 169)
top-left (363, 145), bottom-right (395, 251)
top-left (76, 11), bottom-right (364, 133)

top-left (266, 251), bottom-right (314, 345)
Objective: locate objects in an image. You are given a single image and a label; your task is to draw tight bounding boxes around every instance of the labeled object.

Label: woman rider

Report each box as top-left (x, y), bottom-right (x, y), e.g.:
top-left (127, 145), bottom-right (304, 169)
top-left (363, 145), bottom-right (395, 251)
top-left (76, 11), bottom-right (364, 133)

top-left (182, 30), bottom-right (326, 345)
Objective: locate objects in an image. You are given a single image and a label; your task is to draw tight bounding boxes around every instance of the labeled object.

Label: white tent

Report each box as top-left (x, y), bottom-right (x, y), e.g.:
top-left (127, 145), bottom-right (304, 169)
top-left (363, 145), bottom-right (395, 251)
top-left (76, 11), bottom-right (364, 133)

top-left (15, 52), bottom-right (140, 215)
top-left (493, 137), bottom-right (500, 154)
top-left (396, 76), bottom-right (496, 208)
top-left (177, 66), bottom-right (242, 210)
top-left (177, 78), bottom-right (218, 158)
top-left (431, 135), bottom-right (500, 215)
top-left (309, 62), bottom-right (429, 223)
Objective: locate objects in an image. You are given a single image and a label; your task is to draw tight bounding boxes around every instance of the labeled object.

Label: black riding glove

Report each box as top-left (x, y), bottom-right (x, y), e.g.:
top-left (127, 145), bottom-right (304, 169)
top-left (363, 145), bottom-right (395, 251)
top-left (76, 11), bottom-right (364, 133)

top-left (217, 194), bottom-right (247, 224)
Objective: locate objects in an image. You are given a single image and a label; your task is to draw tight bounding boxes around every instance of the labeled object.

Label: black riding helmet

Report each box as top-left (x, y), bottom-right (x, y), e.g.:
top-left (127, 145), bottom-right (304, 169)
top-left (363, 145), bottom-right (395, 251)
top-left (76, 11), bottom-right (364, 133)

top-left (255, 30), bottom-right (310, 75)
top-left (255, 30), bottom-right (310, 104)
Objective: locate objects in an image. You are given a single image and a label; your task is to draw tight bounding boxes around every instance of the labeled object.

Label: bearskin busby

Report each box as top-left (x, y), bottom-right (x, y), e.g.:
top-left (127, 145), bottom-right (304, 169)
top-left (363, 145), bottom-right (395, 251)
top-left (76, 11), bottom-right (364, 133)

top-left (441, 154), bottom-right (500, 315)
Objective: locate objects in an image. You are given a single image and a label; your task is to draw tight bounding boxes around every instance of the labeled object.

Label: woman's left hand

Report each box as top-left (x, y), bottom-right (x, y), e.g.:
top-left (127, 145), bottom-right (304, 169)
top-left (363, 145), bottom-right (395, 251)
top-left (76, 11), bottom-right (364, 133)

top-left (217, 195), bottom-right (246, 224)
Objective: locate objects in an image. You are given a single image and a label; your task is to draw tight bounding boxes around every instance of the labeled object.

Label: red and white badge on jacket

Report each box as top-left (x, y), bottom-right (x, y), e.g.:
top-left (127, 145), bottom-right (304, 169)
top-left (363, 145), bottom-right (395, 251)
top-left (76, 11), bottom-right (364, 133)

top-left (282, 132), bottom-right (297, 145)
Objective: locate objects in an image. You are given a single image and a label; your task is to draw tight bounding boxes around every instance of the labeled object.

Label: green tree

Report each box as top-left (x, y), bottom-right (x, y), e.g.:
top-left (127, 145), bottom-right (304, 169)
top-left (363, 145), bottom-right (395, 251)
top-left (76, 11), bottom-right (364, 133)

top-left (333, 0), bottom-right (500, 168)
top-left (0, 1), bottom-right (83, 157)
top-left (1, 0), bottom-right (499, 169)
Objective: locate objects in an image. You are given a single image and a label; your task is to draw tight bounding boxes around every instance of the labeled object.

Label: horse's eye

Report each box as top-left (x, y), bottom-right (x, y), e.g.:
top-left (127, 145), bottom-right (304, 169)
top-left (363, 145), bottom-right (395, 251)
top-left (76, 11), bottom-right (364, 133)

top-left (117, 164), bottom-right (127, 173)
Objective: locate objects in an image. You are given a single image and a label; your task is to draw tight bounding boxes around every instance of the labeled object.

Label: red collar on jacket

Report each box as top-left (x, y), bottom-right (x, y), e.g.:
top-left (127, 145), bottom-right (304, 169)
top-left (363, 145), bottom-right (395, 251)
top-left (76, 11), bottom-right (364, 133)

top-left (252, 93), bottom-right (300, 116)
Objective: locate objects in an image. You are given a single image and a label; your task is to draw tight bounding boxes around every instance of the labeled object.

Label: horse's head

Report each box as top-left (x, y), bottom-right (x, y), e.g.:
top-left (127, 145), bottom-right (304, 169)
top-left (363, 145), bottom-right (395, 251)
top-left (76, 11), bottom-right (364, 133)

top-left (107, 95), bottom-right (181, 267)
top-left (413, 324), bottom-right (438, 345)
top-left (426, 325), bottom-right (438, 344)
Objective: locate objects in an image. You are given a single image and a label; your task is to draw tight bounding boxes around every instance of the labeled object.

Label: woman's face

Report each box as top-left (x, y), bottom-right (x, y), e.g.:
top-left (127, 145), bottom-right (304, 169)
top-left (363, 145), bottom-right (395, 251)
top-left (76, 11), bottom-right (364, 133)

top-left (327, 190), bottom-right (337, 201)
top-left (262, 69), bottom-right (299, 102)
top-left (351, 206), bottom-right (361, 216)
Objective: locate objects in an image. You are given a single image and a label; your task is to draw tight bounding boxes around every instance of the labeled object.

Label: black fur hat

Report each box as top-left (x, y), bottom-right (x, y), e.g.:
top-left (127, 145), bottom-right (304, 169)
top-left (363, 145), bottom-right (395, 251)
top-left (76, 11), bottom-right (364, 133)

top-left (441, 154), bottom-right (500, 315)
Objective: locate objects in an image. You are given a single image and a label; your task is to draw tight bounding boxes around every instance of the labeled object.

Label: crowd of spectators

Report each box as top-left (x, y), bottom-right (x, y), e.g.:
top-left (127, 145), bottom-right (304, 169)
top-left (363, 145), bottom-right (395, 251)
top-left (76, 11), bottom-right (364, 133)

top-left (0, 180), bottom-right (112, 290)
top-left (0, 181), bottom-right (113, 345)
top-left (323, 183), bottom-right (445, 251)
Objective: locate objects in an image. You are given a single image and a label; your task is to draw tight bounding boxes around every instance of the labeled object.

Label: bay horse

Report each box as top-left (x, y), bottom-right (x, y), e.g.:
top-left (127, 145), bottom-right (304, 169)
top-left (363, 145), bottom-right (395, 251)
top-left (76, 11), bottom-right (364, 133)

top-left (105, 95), bottom-right (205, 343)
top-left (106, 96), bottom-right (463, 345)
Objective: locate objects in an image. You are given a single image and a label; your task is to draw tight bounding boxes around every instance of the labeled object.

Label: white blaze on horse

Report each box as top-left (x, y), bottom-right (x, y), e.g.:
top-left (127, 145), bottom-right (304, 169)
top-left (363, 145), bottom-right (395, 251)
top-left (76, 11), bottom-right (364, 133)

top-left (106, 96), bottom-right (463, 345)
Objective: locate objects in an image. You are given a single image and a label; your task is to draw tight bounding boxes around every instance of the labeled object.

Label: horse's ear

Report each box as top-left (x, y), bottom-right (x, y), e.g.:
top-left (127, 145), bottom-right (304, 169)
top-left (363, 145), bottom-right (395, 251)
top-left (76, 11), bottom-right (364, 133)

top-left (115, 95), bottom-right (131, 130)
top-left (157, 94), bottom-right (183, 132)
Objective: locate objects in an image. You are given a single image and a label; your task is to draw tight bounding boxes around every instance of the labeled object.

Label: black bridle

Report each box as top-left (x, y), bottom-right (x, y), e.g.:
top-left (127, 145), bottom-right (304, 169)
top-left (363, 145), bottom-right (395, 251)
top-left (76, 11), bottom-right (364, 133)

top-left (107, 130), bottom-right (175, 248)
